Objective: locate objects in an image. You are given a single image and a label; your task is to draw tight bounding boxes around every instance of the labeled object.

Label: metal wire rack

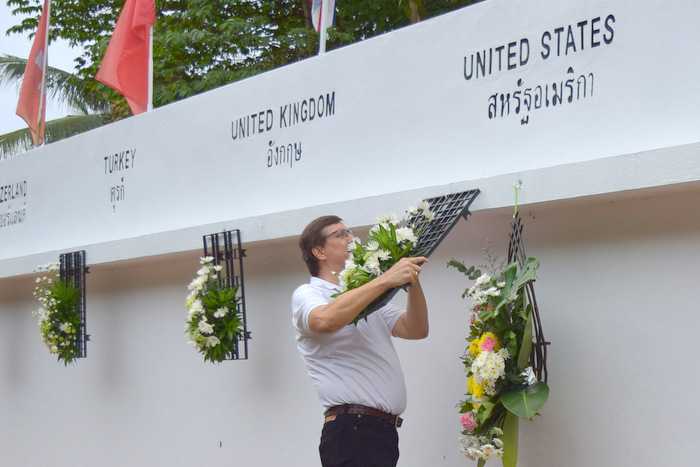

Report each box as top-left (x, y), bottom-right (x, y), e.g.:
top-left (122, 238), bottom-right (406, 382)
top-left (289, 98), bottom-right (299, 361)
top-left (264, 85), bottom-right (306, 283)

top-left (359, 189), bottom-right (481, 320)
top-left (203, 229), bottom-right (250, 360)
top-left (59, 250), bottom-right (89, 358)
top-left (507, 212), bottom-right (549, 383)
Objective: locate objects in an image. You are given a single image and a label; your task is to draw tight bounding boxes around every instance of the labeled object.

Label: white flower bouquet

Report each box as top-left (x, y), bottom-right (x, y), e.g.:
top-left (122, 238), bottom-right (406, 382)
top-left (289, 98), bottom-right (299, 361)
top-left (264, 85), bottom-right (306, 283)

top-left (335, 202), bottom-right (434, 323)
top-left (185, 256), bottom-right (242, 363)
top-left (32, 262), bottom-right (81, 365)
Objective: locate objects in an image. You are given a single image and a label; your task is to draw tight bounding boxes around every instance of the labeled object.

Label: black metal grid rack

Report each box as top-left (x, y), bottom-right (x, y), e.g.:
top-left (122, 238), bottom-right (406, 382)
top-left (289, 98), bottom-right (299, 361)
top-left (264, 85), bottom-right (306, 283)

top-left (202, 229), bottom-right (250, 360)
top-left (59, 250), bottom-right (89, 358)
top-left (507, 212), bottom-right (549, 383)
top-left (362, 189), bottom-right (481, 316)
top-left (410, 189), bottom-right (481, 258)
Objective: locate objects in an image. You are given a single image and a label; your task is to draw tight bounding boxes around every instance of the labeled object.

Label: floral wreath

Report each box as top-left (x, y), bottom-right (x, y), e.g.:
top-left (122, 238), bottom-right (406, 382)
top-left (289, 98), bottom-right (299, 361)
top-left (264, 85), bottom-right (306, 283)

top-left (334, 201), bottom-right (434, 323)
top-left (185, 256), bottom-right (242, 362)
top-left (450, 257), bottom-right (549, 466)
top-left (32, 262), bottom-right (81, 365)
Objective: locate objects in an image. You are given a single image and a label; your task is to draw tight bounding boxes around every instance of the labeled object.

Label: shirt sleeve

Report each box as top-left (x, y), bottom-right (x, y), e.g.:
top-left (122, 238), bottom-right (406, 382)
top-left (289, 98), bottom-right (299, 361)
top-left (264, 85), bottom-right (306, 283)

top-left (291, 285), bottom-right (328, 334)
top-left (379, 301), bottom-right (404, 334)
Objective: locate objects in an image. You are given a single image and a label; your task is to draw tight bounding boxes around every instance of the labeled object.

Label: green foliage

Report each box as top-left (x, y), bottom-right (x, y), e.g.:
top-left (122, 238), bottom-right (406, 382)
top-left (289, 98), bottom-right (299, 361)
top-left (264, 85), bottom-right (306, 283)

top-left (517, 306), bottom-right (533, 371)
top-left (454, 252), bottom-right (546, 462)
top-left (3, 0), bottom-right (479, 154)
top-left (0, 54), bottom-right (111, 156)
top-left (188, 281), bottom-right (242, 364)
top-left (0, 54), bottom-right (110, 113)
top-left (35, 276), bottom-right (81, 365)
top-left (500, 382), bottom-right (549, 419)
top-left (1, 113), bottom-right (109, 157)
top-left (502, 413), bottom-right (519, 467)
top-left (447, 258), bottom-right (483, 292)
top-left (5, 0), bottom-right (479, 120)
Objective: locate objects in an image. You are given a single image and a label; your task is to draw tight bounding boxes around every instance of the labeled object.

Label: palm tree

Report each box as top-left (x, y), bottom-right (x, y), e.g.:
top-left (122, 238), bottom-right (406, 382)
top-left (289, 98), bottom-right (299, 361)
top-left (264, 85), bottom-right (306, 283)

top-left (0, 54), bottom-right (112, 157)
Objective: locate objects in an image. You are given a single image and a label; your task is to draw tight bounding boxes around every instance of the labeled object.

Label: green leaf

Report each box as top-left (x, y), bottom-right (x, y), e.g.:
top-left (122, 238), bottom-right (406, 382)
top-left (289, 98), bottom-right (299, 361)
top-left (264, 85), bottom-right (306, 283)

top-left (511, 257), bottom-right (539, 292)
top-left (502, 413), bottom-right (519, 467)
top-left (477, 459), bottom-right (486, 467)
top-left (517, 307), bottom-right (533, 370)
top-left (505, 330), bottom-right (518, 360)
top-left (476, 401), bottom-right (495, 424)
top-left (500, 383), bottom-right (549, 419)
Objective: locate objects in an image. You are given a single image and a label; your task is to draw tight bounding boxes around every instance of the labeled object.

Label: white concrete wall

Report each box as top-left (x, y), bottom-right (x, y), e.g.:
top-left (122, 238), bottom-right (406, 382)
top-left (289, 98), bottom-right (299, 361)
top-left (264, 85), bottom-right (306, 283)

top-left (2, 185), bottom-right (699, 467)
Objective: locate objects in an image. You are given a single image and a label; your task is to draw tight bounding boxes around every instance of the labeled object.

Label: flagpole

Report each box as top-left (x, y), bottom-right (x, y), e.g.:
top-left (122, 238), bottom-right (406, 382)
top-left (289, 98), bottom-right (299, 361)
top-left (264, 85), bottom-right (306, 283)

top-left (147, 24), bottom-right (153, 112)
top-left (318, 0), bottom-right (328, 55)
top-left (37, 0), bottom-right (51, 146)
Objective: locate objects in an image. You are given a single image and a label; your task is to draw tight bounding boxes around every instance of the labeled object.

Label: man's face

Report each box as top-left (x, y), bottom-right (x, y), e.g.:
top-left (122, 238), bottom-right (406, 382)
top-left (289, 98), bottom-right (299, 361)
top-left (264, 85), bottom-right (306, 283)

top-left (317, 222), bottom-right (354, 268)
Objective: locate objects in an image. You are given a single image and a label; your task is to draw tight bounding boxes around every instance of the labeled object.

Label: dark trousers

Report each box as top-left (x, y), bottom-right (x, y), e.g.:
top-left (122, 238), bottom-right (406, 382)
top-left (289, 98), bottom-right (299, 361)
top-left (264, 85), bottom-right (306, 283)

top-left (319, 413), bottom-right (399, 467)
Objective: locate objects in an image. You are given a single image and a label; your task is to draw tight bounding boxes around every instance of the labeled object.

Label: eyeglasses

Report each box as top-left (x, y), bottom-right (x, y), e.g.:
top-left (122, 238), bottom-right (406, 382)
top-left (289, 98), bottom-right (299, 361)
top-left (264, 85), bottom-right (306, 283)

top-left (324, 228), bottom-right (353, 240)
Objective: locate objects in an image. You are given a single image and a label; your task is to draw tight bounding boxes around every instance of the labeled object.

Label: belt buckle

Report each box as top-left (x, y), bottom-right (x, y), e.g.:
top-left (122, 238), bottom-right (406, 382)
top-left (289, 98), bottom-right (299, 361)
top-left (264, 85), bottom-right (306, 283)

top-left (394, 416), bottom-right (403, 428)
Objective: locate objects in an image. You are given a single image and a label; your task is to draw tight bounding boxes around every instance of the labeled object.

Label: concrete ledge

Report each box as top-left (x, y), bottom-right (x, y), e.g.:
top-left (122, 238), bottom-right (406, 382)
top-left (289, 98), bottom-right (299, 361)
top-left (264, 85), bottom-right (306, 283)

top-left (2, 140), bottom-right (699, 279)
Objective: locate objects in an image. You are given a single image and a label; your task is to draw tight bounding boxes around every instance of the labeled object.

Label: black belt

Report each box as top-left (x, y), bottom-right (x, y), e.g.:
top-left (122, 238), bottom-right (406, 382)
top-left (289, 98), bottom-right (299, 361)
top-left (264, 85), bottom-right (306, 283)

top-left (324, 404), bottom-right (403, 428)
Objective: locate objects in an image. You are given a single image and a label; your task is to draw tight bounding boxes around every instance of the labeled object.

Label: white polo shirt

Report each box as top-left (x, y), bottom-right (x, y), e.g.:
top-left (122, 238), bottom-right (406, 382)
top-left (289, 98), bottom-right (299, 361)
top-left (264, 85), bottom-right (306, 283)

top-left (291, 276), bottom-right (407, 415)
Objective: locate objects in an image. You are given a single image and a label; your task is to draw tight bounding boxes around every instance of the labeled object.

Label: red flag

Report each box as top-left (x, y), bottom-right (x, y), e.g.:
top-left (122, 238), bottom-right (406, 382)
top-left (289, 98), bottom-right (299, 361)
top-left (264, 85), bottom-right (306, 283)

top-left (16, 0), bottom-right (51, 146)
top-left (96, 0), bottom-right (155, 115)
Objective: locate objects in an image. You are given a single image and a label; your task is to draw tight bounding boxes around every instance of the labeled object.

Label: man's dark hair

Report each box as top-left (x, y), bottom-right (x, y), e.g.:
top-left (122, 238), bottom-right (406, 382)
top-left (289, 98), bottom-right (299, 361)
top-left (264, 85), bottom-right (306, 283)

top-left (299, 215), bottom-right (342, 276)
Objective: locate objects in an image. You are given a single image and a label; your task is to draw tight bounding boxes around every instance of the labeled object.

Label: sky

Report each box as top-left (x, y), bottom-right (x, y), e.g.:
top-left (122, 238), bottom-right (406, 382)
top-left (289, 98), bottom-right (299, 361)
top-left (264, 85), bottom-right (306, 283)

top-left (1, 3), bottom-right (80, 135)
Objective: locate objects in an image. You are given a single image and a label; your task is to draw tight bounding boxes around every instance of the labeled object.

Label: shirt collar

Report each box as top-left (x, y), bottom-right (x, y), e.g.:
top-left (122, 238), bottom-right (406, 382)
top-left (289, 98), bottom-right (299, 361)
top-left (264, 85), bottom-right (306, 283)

top-left (310, 276), bottom-right (341, 291)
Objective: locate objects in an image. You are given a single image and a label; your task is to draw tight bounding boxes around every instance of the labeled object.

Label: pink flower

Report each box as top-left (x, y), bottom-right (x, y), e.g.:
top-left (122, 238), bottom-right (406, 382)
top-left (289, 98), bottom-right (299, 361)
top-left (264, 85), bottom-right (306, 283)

top-left (480, 335), bottom-right (496, 352)
top-left (460, 412), bottom-right (477, 432)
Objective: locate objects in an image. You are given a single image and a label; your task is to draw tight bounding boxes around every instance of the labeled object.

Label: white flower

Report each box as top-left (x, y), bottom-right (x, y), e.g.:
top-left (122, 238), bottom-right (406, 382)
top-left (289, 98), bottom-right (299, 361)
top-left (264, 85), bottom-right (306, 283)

top-left (213, 307), bottom-right (228, 318)
top-left (187, 275), bottom-right (206, 291)
top-left (484, 286), bottom-right (500, 297)
top-left (35, 278), bottom-right (41, 283)
top-left (59, 323), bottom-right (71, 333)
top-left (198, 320), bottom-right (214, 335)
top-left (471, 349), bottom-right (509, 393)
top-left (50, 345), bottom-right (58, 353)
top-left (200, 256), bottom-right (214, 264)
top-left (196, 266), bottom-right (210, 276)
top-left (395, 227), bottom-right (417, 244)
top-left (363, 254), bottom-right (381, 276)
top-left (206, 335), bottom-right (220, 348)
top-left (189, 299), bottom-right (204, 314)
top-left (365, 240), bottom-right (379, 251)
top-left (418, 200), bottom-right (431, 212)
top-left (343, 257), bottom-right (356, 270)
top-left (376, 213), bottom-right (400, 226)
top-left (346, 237), bottom-right (361, 252)
top-left (423, 210), bottom-right (435, 221)
top-left (377, 249), bottom-right (391, 261)
top-left (474, 273), bottom-right (491, 287)
top-left (213, 265), bottom-right (223, 272)
top-left (481, 444), bottom-right (496, 458)
top-left (493, 438), bottom-right (504, 449)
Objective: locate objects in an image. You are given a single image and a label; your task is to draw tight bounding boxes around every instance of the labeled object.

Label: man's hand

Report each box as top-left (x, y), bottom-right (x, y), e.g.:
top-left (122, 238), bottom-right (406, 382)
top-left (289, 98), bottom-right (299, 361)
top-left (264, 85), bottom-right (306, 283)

top-left (379, 257), bottom-right (428, 289)
top-left (308, 256), bottom-right (428, 334)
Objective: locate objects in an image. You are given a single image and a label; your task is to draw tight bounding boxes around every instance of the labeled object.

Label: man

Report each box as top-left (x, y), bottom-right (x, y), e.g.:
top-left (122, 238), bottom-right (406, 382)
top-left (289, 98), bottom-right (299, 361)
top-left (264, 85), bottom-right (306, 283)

top-left (291, 215), bottom-right (429, 467)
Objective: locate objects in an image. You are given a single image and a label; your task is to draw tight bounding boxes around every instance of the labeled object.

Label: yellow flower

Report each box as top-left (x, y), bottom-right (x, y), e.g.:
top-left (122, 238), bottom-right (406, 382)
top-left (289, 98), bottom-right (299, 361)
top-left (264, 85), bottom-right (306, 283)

top-left (467, 339), bottom-right (480, 357)
top-left (478, 332), bottom-right (500, 352)
top-left (467, 376), bottom-right (485, 399)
